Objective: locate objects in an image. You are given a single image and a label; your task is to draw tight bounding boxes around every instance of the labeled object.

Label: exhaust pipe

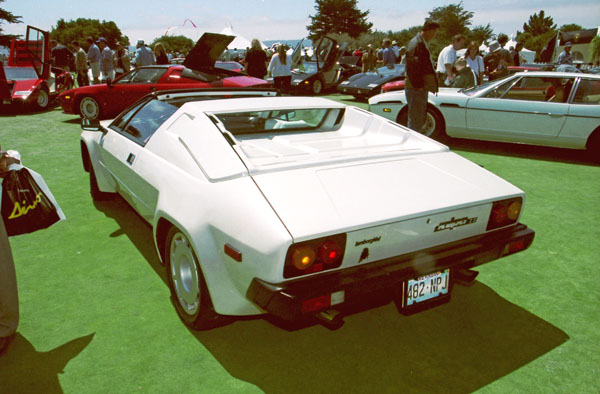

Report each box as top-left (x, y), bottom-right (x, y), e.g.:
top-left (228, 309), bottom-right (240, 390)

top-left (315, 309), bottom-right (344, 330)
top-left (453, 268), bottom-right (479, 286)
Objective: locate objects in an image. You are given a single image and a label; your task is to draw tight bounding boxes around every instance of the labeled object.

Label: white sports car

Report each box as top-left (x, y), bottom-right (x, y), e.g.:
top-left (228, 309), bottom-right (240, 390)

top-left (80, 89), bottom-right (535, 330)
top-left (369, 71), bottom-right (600, 155)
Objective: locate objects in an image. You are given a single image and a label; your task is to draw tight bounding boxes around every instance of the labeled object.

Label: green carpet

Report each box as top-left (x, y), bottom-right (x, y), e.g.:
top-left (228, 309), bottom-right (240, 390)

top-left (0, 97), bottom-right (598, 394)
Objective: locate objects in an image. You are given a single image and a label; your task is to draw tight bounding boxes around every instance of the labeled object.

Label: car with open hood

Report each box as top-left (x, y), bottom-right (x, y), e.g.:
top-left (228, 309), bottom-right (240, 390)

top-left (80, 88), bottom-right (534, 330)
top-left (290, 36), bottom-right (358, 95)
top-left (369, 71), bottom-right (600, 156)
top-left (0, 25), bottom-right (73, 111)
top-left (58, 33), bottom-right (269, 120)
top-left (338, 63), bottom-right (406, 99)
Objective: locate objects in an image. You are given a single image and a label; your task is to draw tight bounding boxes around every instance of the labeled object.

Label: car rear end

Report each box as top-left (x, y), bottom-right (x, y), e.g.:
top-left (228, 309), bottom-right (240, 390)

top-left (204, 97), bottom-right (535, 326)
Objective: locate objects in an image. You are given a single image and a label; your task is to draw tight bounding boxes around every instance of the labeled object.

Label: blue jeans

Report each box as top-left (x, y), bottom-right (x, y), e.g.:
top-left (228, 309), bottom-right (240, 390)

top-left (405, 88), bottom-right (428, 132)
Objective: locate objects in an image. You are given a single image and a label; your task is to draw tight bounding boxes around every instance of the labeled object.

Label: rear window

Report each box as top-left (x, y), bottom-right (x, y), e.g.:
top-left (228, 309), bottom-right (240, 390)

top-left (212, 108), bottom-right (344, 135)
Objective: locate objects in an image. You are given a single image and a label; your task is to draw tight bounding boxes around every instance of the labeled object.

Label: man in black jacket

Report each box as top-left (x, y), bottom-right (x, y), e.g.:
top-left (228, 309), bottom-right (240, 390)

top-left (405, 20), bottom-right (440, 133)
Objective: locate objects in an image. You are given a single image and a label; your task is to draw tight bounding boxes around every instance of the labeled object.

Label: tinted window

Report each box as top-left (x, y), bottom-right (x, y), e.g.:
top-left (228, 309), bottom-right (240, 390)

top-left (572, 78), bottom-right (600, 105)
top-left (376, 64), bottom-right (405, 76)
top-left (482, 77), bottom-right (518, 98)
top-left (116, 68), bottom-right (167, 85)
top-left (110, 100), bottom-right (148, 131)
top-left (501, 76), bottom-right (575, 102)
top-left (213, 108), bottom-right (343, 135)
top-left (117, 100), bottom-right (178, 144)
top-left (4, 67), bottom-right (38, 80)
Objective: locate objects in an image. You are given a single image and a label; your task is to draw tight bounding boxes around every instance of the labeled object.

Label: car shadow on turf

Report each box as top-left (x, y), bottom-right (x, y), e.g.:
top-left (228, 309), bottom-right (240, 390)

top-left (447, 137), bottom-right (599, 166)
top-left (194, 283), bottom-right (569, 394)
top-left (91, 196), bottom-right (570, 394)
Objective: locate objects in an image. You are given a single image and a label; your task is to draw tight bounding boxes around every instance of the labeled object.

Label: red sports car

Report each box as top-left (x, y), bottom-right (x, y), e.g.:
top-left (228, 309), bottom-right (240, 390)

top-left (0, 25), bottom-right (73, 111)
top-left (58, 33), bottom-right (269, 120)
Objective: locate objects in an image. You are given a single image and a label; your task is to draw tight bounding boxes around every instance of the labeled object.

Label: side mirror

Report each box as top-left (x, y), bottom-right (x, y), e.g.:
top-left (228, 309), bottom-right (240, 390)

top-left (106, 78), bottom-right (113, 87)
top-left (81, 118), bottom-right (105, 133)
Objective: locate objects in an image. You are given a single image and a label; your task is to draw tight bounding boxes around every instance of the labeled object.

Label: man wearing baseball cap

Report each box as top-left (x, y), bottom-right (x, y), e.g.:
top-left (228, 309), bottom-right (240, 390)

top-left (557, 42), bottom-right (573, 65)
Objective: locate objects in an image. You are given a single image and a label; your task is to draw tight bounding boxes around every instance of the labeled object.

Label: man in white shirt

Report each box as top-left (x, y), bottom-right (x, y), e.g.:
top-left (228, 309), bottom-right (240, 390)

top-left (436, 34), bottom-right (466, 86)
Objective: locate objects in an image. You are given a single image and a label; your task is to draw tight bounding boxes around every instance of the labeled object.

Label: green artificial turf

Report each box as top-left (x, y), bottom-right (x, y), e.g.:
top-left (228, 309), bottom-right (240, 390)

top-left (0, 98), bottom-right (598, 394)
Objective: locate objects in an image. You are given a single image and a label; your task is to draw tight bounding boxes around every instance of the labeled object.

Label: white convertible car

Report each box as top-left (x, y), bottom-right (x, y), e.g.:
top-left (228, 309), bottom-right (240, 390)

top-left (81, 89), bottom-right (535, 330)
top-left (369, 71), bottom-right (600, 155)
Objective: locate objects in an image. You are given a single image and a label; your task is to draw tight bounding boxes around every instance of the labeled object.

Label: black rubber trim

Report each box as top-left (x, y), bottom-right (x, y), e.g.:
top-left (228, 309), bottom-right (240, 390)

top-left (246, 223), bottom-right (534, 322)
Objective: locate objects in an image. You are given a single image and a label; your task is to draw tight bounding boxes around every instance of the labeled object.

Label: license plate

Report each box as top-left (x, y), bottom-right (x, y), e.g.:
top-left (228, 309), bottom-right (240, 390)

top-left (2, 100), bottom-right (11, 104)
top-left (405, 269), bottom-right (450, 306)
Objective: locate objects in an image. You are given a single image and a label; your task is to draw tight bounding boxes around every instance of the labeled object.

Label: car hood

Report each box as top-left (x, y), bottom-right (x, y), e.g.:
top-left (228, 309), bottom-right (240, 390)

top-left (251, 151), bottom-right (522, 240)
top-left (183, 33), bottom-right (234, 71)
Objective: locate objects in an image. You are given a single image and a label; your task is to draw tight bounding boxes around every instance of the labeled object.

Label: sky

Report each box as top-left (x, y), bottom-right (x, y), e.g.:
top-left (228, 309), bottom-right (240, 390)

top-left (1, 0), bottom-right (599, 44)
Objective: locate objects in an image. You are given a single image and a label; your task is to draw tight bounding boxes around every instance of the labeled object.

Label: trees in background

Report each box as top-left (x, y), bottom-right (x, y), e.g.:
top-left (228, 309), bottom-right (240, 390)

top-left (307, 0), bottom-right (372, 40)
top-left (150, 35), bottom-right (195, 55)
top-left (50, 18), bottom-right (128, 50)
top-left (516, 11), bottom-right (558, 60)
top-left (0, 0), bottom-right (22, 46)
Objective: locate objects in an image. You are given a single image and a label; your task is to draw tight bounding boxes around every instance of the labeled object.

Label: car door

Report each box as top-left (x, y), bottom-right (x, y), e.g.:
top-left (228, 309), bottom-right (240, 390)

top-left (106, 67), bottom-right (168, 117)
top-left (465, 75), bottom-right (570, 143)
top-left (98, 98), bottom-right (178, 219)
top-left (560, 77), bottom-right (600, 148)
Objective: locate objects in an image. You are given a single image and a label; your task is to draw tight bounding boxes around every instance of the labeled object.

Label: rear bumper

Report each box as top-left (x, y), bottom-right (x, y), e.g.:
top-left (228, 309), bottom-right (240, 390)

top-left (247, 223), bottom-right (534, 322)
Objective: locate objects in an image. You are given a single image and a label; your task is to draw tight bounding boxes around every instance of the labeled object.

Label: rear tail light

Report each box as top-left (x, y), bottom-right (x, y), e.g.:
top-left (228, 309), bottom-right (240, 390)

top-left (284, 234), bottom-right (346, 278)
top-left (487, 197), bottom-right (522, 231)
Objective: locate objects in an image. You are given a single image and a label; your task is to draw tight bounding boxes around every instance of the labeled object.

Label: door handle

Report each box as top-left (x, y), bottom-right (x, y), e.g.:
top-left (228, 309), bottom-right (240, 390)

top-left (126, 153), bottom-right (135, 165)
top-left (149, 87), bottom-right (156, 91)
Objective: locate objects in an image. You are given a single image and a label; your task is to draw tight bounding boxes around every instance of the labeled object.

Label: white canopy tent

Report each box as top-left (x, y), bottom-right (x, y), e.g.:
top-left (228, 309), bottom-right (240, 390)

top-left (220, 25), bottom-right (266, 51)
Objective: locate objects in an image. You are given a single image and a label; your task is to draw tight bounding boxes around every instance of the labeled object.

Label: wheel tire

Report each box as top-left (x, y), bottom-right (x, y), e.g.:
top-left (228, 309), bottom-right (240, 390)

top-left (36, 88), bottom-right (50, 110)
top-left (165, 227), bottom-right (227, 330)
top-left (586, 130), bottom-right (600, 163)
top-left (89, 162), bottom-right (115, 201)
top-left (312, 78), bottom-right (323, 95)
top-left (79, 96), bottom-right (101, 120)
top-left (397, 107), bottom-right (444, 139)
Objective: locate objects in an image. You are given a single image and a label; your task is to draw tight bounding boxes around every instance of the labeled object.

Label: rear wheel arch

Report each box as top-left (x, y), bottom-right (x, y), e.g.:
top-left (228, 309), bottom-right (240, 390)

top-left (585, 126), bottom-right (600, 150)
top-left (585, 126), bottom-right (600, 159)
top-left (155, 217), bottom-right (172, 264)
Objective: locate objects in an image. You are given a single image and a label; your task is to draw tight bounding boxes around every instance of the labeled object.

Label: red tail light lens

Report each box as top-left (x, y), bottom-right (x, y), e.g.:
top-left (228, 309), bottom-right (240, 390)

top-left (284, 234), bottom-right (347, 278)
top-left (487, 197), bottom-right (523, 231)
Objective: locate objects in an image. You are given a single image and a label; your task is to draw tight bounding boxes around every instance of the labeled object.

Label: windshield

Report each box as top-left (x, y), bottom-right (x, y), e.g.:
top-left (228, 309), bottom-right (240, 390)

top-left (375, 64), bottom-right (405, 76)
top-left (115, 68), bottom-right (167, 84)
top-left (461, 80), bottom-right (498, 96)
top-left (294, 62), bottom-right (318, 74)
top-left (4, 67), bottom-right (38, 80)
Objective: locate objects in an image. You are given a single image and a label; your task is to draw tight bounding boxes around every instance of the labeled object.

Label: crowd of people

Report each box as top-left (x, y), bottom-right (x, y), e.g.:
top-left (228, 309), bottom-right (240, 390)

top-left (46, 37), bottom-right (178, 86)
